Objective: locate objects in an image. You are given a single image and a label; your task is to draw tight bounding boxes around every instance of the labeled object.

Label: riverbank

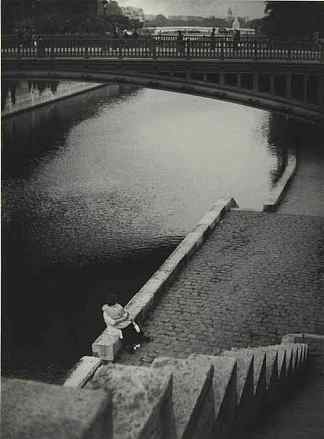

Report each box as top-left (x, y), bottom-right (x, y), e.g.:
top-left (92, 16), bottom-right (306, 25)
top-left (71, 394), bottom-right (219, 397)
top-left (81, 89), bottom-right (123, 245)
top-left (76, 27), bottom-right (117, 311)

top-left (1, 80), bottom-right (105, 117)
top-left (3, 82), bottom-right (322, 383)
top-left (278, 139), bottom-right (324, 217)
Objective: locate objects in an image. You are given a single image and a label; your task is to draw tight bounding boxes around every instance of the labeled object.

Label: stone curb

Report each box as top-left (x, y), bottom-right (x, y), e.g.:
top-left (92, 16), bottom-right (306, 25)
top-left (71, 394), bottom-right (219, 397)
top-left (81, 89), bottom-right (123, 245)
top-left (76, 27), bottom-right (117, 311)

top-left (89, 198), bottom-right (238, 365)
top-left (126, 197), bottom-right (238, 322)
top-left (263, 150), bottom-right (297, 212)
top-left (64, 356), bottom-right (103, 388)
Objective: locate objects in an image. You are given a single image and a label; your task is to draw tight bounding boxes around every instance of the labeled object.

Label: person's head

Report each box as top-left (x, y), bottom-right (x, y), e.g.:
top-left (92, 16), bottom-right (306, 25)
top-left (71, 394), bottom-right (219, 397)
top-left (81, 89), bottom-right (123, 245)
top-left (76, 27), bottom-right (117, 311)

top-left (105, 293), bottom-right (118, 306)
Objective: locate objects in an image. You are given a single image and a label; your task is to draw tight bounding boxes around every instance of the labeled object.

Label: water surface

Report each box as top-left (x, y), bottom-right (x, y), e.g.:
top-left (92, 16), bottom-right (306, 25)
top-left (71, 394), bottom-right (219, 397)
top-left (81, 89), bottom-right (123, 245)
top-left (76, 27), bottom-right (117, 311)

top-left (2, 82), bottom-right (300, 382)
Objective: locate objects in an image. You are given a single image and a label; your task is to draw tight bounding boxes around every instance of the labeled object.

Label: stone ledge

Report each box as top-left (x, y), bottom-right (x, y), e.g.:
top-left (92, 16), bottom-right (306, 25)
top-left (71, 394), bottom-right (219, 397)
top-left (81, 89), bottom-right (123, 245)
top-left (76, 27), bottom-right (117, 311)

top-left (2, 378), bottom-right (112, 439)
top-left (126, 197), bottom-right (238, 323)
top-left (263, 151), bottom-right (297, 212)
top-left (64, 356), bottom-right (103, 388)
top-left (189, 354), bottom-right (237, 437)
top-left (151, 356), bottom-right (214, 439)
top-left (86, 363), bottom-right (172, 439)
top-left (92, 327), bottom-right (122, 362)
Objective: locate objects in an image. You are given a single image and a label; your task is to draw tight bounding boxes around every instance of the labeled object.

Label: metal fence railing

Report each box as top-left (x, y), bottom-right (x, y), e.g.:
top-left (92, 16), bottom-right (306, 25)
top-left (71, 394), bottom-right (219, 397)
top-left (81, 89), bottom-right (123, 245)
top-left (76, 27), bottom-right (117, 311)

top-left (1, 35), bottom-right (322, 62)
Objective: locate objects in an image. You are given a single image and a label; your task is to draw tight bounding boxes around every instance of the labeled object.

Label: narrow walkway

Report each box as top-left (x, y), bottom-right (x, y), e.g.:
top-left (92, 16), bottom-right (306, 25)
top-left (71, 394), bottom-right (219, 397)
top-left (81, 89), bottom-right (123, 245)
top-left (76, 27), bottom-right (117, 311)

top-left (119, 211), bottom-right (324, 366)
top-left (279, 129), bottom-right (324, 216)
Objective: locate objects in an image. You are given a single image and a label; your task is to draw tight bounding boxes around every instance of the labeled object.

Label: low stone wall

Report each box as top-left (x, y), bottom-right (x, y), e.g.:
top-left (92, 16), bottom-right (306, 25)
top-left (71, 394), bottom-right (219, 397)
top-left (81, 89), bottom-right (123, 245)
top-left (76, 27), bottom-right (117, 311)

top-left (263, 150), bottom-right (297, 212)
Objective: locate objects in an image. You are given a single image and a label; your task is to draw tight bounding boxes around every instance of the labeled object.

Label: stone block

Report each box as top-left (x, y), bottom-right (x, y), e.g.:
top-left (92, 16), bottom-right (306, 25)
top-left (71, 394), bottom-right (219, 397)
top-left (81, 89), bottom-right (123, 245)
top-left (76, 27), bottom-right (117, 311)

top-left (262, 345), bottom-right (288, 382)
top-left (221, 350), bottom-right (254, 405)
top-left (197, 198), bottom-right (236, 230)
top-left (126, 270), bottom-right (172, 322)
top-left (225, 348), bottom-right (266, 396)
top-left (279, 344), bottom-right (297, 377)
top-left (263, 153), bottom-right (296, 211)
top-left (152, 356), bottom-right (214, 439)
top-left (64, 356), bottom-right (103, 388)
top-left (92, 327), bottom-right (121, 361)
top-left (86, 363), bottom-right (172, 439)
top-left (177, 231), bottom-right (204, 258)
top-left (2, 378), bottom-right (112, 439)
top-left (190, 354), bottom-right (237, 438)
top-left (221, 350), bottom-right (254, 428)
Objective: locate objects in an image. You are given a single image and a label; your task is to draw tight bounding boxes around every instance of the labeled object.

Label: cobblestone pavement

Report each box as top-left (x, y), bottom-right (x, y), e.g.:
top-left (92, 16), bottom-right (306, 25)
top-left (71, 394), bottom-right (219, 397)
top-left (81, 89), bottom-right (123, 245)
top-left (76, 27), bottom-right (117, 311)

top-left (119, 211), bottom-right (324, 365)
top-left (279, 133), bottom-right (324, 217)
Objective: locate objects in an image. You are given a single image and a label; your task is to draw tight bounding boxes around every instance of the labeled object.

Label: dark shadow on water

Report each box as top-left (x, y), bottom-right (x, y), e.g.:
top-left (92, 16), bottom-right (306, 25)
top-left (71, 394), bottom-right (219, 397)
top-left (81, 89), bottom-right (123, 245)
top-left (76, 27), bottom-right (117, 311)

top-left (2, 235), bottom-right (181, 383)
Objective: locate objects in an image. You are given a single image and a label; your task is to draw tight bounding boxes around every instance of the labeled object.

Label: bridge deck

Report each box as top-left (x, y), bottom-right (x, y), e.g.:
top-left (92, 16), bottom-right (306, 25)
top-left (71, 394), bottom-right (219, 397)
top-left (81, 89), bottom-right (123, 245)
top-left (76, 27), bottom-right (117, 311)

top-left (2, 56), bottom-right (321, 64)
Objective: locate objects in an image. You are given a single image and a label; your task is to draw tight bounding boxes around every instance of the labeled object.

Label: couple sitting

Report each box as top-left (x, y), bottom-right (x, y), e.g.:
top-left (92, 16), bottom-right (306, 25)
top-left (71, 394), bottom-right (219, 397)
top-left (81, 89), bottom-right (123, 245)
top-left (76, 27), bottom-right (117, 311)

top-left (102, 297), bottom-right (151, 353)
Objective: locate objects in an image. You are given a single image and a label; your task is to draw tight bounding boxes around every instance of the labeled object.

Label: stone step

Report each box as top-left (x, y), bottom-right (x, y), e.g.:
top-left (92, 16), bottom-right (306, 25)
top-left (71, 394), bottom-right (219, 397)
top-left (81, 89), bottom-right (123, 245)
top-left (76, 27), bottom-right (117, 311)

top-left (151, 356), bottom-right (214, 439)
top-left (86, 363), bottom-right (172, 439)
top-left (226, 344), bottom-right (308, 408)
top-left (222, 348), bottom-right (266, 397)
top-left (2, 378), bottom-right (112, 439)
top-left (262, 343), bottom-right (308, 380)
top-left (189, 354), bottom-right (237, 438)
top-left (221, 350), bottom-right (255, 428)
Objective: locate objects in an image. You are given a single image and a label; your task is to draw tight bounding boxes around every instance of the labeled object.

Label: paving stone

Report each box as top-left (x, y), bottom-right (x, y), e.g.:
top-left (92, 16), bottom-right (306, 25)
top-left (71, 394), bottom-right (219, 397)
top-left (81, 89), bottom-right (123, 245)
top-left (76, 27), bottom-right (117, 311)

top-left (117, 211), bottom-right (323, 368)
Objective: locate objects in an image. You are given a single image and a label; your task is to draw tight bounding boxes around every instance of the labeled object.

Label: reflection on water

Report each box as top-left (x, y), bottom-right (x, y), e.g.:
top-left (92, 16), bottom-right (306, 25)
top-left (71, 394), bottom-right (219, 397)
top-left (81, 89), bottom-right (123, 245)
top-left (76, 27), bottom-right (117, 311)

top-left (1, 79), bottom-right (102, 116)
top-left (2, 82), bottom-right (303, 383)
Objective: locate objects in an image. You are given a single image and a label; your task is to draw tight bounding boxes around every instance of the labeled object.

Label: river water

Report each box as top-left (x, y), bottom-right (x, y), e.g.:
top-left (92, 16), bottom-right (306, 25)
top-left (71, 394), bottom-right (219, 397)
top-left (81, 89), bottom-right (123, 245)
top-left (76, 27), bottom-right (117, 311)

top-left (2, 80), bottom-right (307, 383)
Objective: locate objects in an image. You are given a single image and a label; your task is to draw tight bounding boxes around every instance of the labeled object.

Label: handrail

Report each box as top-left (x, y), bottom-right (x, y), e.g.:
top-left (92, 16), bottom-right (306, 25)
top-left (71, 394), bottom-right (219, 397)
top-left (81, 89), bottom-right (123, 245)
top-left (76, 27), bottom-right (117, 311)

top-left (1, 35), bottom-right (322, 62)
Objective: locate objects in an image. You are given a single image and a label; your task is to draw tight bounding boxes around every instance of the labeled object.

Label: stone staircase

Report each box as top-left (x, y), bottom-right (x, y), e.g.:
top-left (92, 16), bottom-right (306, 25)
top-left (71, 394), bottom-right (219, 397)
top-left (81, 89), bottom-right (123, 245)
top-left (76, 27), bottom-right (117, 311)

top-left (2, 339), bottom-right (311, 439)
top-left (85, 342), bottom-right (308, 439)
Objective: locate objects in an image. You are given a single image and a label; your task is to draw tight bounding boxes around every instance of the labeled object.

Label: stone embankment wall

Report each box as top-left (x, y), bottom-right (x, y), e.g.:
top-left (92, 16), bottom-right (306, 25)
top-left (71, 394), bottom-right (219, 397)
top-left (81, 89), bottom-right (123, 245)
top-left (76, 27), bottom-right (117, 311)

top-left (1, 81), bottom-right (107, 117)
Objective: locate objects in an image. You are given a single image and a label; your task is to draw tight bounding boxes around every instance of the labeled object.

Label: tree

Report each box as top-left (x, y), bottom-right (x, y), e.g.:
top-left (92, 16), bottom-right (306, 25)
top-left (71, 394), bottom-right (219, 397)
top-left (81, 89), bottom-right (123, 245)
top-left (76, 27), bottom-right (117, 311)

top-left (152, 14), bottom-right (168, 27)
top-left (104, 0), bottom-right (122, 17)
top-left (262, 1), bottom-right (324, 40)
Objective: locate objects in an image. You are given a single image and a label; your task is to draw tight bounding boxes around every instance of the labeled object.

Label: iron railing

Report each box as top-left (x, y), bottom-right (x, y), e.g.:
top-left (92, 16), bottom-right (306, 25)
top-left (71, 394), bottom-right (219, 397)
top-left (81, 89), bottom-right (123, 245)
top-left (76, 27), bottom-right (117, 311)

top-left (1, 35), bottom-right (322, 62)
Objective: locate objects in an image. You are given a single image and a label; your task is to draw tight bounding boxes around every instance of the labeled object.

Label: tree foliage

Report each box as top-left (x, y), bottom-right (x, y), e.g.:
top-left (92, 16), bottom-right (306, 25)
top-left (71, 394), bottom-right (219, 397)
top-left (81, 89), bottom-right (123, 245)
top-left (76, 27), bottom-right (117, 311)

top-left (2, 0), bottom-right (129, 34)
top-left (262, 1), bottom-right (324, 40)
